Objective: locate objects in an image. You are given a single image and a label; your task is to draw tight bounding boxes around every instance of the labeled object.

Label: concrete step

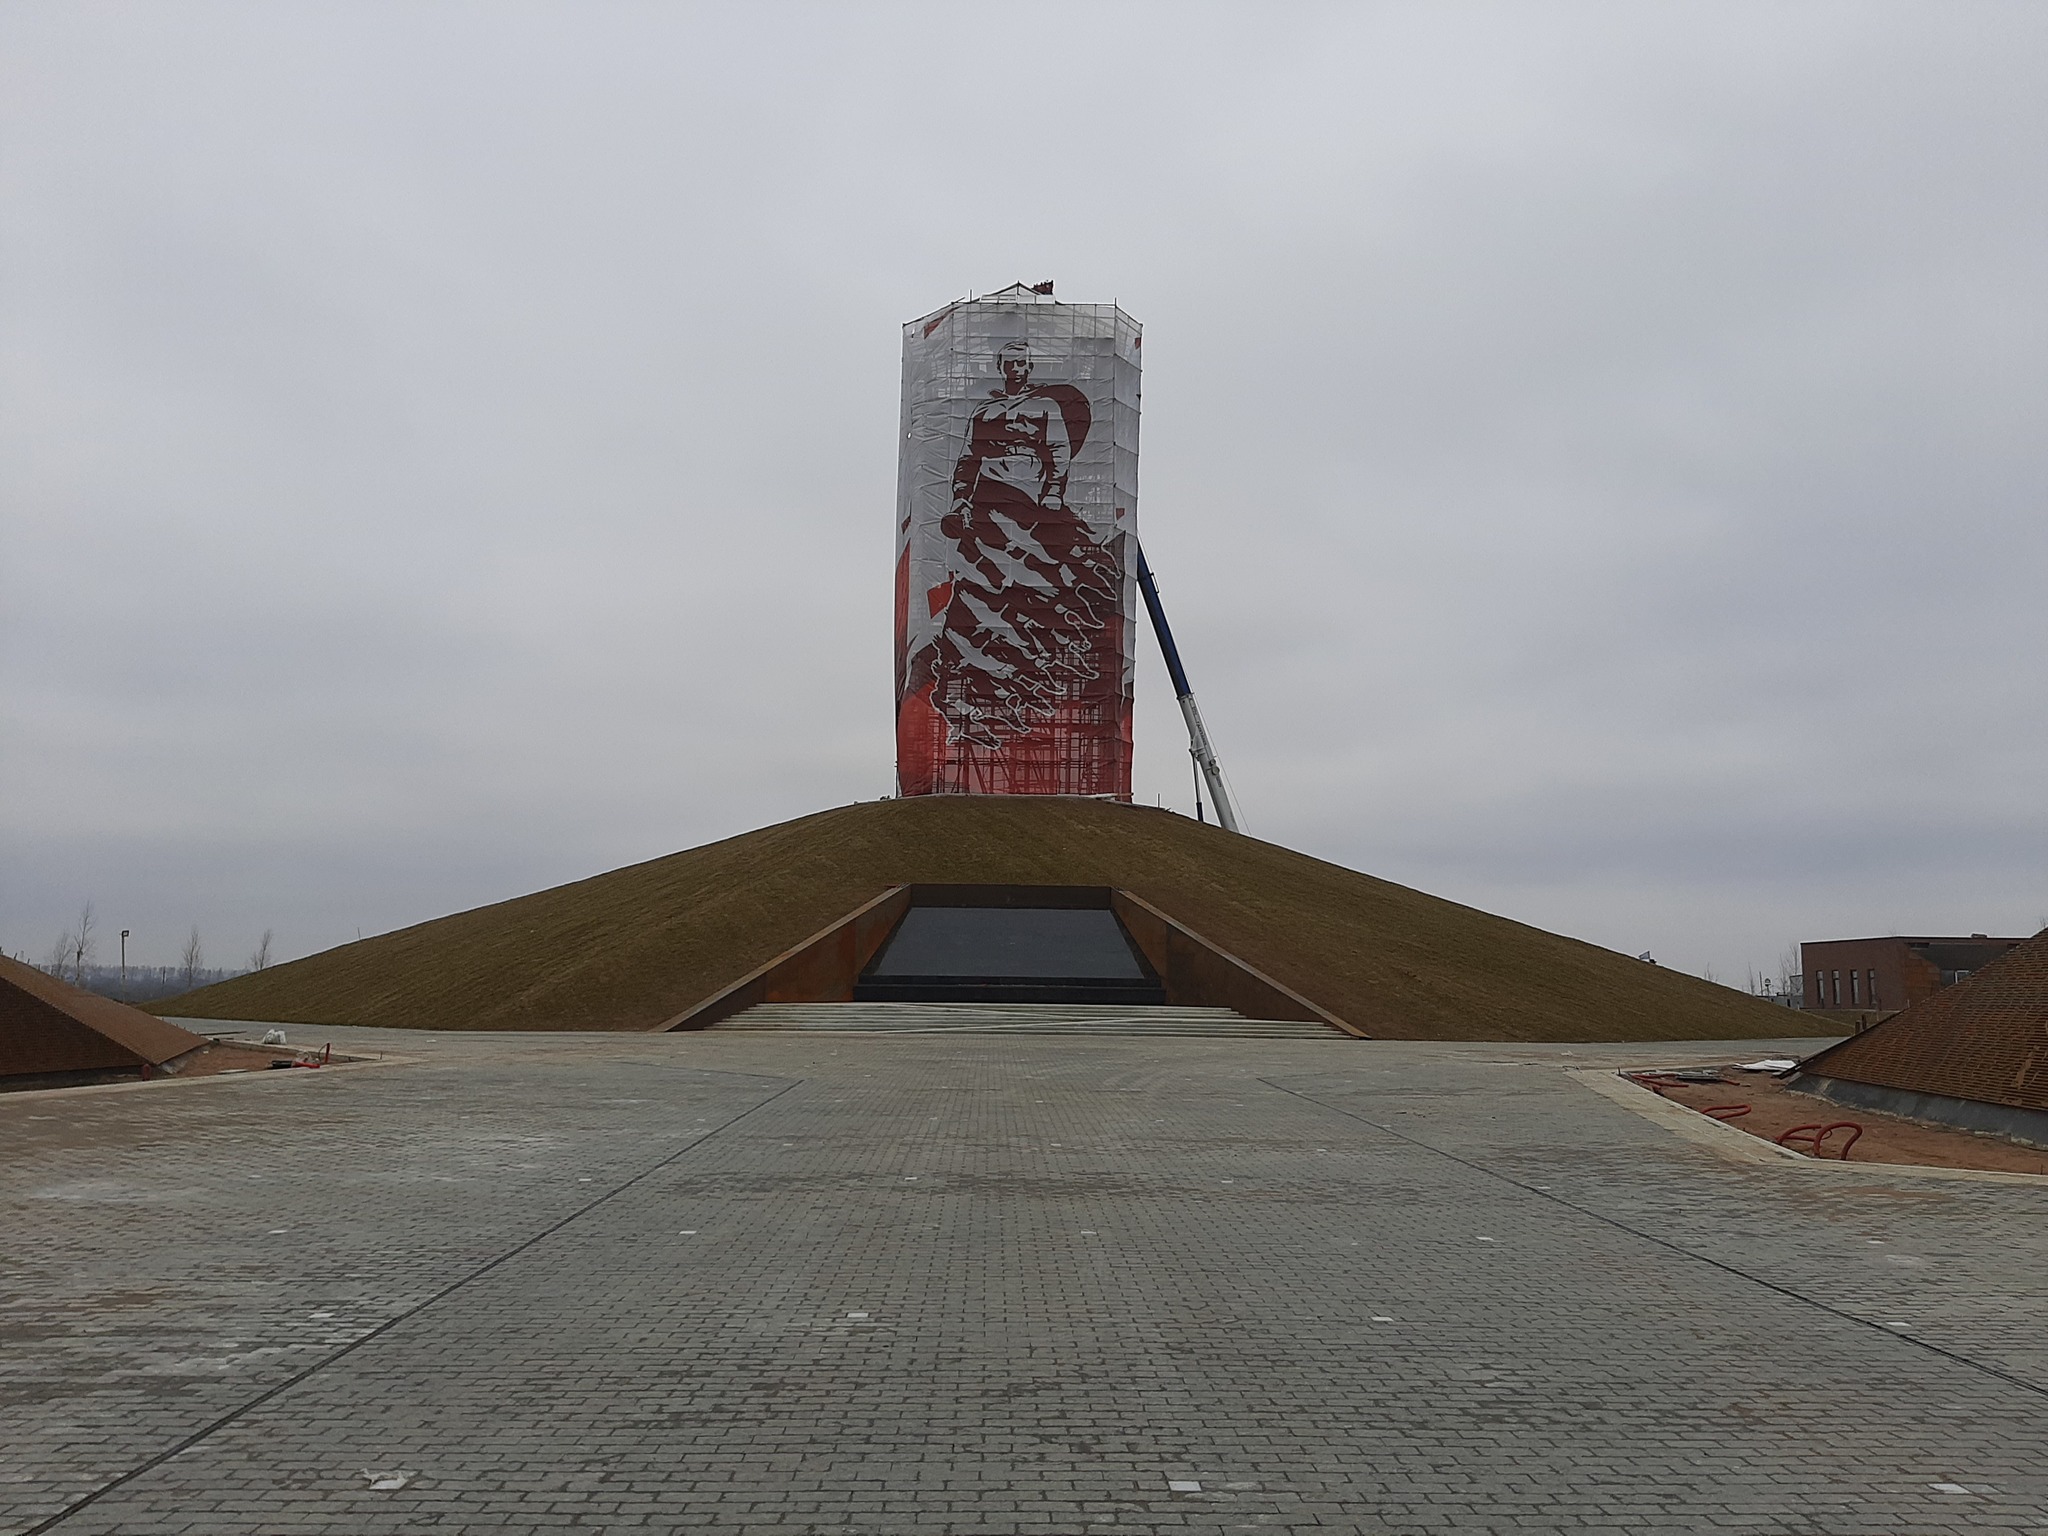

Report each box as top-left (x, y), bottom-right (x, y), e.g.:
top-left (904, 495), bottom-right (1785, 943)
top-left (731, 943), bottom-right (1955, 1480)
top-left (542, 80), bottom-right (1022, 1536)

top-left (712, 1002), bottom-right (1344, 1038)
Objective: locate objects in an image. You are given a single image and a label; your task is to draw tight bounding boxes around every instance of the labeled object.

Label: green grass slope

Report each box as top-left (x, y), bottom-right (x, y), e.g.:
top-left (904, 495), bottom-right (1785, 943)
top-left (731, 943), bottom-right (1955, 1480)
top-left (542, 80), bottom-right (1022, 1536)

top-left (158, 796), bottom-right (1798, 1041)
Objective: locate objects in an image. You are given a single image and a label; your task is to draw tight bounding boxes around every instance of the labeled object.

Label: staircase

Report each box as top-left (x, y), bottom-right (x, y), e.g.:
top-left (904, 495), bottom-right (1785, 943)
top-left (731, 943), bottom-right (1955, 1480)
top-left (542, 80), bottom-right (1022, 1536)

top-left (710, 1002), bottom-right (1342, 1038)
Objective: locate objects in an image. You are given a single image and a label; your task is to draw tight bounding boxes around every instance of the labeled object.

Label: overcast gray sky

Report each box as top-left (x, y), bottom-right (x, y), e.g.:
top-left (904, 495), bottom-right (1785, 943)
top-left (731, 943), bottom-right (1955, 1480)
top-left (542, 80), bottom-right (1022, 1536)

top-left (3, 2), bottom-right (2043, 983)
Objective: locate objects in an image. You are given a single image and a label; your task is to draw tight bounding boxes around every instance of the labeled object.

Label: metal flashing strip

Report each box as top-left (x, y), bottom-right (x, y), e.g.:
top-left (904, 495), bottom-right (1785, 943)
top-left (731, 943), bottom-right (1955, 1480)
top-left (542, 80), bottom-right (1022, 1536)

top-left (1792, 1072), bottom-right (2048, 1150)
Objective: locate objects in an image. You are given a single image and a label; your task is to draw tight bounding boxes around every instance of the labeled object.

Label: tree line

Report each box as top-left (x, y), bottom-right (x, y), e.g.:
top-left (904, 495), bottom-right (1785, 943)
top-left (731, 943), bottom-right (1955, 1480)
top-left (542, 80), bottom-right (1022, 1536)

top-left (12, 901), bottom-right (275, 1002)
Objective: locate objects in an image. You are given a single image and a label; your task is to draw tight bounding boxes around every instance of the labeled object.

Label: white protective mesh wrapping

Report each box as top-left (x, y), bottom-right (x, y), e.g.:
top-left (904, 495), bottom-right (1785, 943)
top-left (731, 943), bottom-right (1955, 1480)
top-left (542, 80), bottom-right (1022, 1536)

top-left (895, 286), bottom-right (1141, 798)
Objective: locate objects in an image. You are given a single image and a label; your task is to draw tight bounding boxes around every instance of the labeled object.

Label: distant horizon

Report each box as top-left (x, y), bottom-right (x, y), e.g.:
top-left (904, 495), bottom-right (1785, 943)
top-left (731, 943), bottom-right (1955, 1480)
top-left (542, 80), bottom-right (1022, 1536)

top-left (18, 794), bottom-right (2041, 1000)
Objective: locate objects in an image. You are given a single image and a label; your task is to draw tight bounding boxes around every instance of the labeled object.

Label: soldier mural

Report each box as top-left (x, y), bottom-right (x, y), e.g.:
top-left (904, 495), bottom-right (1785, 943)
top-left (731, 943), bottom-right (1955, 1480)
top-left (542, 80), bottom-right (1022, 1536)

top-left (895, 285), bottom-right (1141, 797)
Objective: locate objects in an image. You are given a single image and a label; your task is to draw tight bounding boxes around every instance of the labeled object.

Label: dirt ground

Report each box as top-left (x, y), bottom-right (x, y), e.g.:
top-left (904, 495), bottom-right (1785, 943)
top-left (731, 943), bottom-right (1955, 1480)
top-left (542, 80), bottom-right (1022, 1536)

top-left (1633, 1067), bottom-right (2048, 1175)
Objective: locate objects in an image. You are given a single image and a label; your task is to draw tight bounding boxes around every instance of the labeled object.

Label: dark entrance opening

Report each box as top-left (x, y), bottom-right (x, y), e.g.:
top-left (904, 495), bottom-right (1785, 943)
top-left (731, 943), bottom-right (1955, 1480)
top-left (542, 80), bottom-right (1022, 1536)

top-left (854, 888), bottom-right (1165, 1005)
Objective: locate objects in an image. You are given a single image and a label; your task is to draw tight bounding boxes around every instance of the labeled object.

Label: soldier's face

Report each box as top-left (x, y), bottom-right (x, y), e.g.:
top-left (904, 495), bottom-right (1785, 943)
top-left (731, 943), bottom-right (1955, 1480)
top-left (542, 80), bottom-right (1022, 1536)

top-left (1001, 356), bottom-right (1031, 390)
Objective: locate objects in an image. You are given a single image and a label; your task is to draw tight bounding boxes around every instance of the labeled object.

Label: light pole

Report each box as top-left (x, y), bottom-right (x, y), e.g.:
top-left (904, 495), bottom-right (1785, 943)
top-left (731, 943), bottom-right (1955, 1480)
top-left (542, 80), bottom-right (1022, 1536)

top-left (120, 930), bottom-right (129, 997)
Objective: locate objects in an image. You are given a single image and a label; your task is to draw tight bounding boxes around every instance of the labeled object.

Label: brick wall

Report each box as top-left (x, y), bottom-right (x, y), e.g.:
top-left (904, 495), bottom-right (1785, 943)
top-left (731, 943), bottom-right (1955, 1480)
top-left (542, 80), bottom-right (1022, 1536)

top-left (1802, 936), bottom-right (2026, 1013)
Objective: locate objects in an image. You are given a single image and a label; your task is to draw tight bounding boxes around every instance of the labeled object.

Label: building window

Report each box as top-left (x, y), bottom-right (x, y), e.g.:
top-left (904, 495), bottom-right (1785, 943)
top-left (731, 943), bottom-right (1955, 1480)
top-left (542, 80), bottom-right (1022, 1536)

top-left (1868, 969), bottom-right (1878, 1008)
top-left (1851, 970), bottom-right (1861, 1006)
top-left (1831, 970), bottom-right (1841, 1006)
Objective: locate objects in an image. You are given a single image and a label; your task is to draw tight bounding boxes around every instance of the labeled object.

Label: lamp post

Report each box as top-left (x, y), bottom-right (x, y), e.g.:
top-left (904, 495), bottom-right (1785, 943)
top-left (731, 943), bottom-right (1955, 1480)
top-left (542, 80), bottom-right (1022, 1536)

top-left (120, 930), bottom-right (129, 998)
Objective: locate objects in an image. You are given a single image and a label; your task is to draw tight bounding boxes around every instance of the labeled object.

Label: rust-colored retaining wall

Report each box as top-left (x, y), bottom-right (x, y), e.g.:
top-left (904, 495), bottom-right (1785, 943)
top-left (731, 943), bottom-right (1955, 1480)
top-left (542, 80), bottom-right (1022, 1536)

top-left (2, 954), bottom-right (209, 1081)
top-left (1111, 891), bottom-right (1362, 1036)
top-left (657, 887), bottom-right (911, 1031)
top-left (656, 883), bottom-right (1360, 1036)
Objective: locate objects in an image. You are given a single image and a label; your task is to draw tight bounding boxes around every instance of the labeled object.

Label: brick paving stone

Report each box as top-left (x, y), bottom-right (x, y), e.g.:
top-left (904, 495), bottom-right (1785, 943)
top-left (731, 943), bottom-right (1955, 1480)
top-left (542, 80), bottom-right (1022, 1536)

top-left (2, 1027), bottom-right (2045, 1535)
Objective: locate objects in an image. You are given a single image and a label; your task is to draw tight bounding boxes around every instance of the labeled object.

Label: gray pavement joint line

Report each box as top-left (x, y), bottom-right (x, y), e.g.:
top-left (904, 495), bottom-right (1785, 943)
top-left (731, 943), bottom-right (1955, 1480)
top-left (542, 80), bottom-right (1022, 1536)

top-left (1257, 1076), bottom-right (2048, 1406)
top-left (23, 1073), bottom-right (806, 1535)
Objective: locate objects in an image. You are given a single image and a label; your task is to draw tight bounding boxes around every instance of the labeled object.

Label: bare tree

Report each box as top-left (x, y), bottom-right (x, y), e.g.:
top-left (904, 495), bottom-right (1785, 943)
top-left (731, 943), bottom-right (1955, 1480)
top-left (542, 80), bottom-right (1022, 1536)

top-left (72, 901), bottom-right (97, 984)
top-left (45, 928), bottom-right (77, 977)
top-left (248, 929), bottom-right (274, 971)
top-left (179, 926), bottom-right (204, 990)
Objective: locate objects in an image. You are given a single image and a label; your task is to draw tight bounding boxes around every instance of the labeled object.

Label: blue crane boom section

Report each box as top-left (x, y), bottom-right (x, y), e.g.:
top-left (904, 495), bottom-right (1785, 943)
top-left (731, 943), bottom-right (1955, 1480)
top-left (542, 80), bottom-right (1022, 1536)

top-left (1133, 543), bottom-right (1240, 833)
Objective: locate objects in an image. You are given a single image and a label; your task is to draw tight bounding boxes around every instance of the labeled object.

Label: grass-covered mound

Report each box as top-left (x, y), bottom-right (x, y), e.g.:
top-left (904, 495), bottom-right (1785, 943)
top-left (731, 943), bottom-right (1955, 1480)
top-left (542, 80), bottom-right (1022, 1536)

top-left (159, 796), bottom-right (1798, 1041)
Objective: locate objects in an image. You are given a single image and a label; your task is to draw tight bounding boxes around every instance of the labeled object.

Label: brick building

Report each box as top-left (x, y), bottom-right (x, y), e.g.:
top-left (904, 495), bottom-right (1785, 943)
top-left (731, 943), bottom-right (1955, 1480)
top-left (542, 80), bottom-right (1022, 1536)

top-left (1801, 934), bottom-right (2030, 1013)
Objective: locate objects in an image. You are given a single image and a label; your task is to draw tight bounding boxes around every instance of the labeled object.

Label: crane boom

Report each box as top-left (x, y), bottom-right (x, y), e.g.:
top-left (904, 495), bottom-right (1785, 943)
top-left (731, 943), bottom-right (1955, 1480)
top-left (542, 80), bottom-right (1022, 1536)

top-left (1134, 543), bottom-right (1240, 833)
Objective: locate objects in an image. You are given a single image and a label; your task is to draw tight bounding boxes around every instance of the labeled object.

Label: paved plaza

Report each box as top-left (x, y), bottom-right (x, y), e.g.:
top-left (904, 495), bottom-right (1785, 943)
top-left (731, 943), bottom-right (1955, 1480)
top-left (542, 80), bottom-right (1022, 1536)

top-left (5, 1024), bottom-right (2047, 1535)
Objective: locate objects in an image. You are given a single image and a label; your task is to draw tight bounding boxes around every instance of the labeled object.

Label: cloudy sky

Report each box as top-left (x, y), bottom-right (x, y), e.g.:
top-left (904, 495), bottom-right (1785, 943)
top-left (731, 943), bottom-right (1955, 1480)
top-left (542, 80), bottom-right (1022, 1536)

top-left (3, 2), bottom-right (2043, 983)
